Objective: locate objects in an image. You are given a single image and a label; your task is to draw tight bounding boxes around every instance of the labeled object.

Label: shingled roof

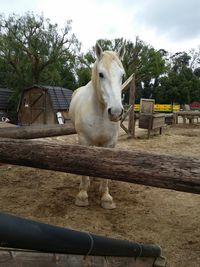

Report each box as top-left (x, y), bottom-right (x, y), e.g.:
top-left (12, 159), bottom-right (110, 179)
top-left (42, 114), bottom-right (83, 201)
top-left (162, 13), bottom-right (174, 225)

top-left (44, 86), bottom-right (72, 111)
top-left (0, 88), bottom-right (12, 110)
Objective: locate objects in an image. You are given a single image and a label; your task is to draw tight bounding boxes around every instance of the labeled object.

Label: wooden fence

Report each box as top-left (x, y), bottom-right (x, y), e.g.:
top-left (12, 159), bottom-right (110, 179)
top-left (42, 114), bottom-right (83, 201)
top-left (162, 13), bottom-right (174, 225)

top-left (1, 127), bottom-right (199, 266)
top-left (0, 249), bottom-right (168, 267)
top-left (0, 139), bottom-right (199, 194)
top-left (120, 73), bottom-right (136, 137)
top-left (0, 123), bottom-right (76, 139)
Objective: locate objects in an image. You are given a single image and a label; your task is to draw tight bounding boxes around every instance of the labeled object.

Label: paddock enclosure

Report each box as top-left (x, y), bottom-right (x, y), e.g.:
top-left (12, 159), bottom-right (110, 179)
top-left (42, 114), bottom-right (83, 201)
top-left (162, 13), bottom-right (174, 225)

top-left (0, 122), bottom-right (200, 267)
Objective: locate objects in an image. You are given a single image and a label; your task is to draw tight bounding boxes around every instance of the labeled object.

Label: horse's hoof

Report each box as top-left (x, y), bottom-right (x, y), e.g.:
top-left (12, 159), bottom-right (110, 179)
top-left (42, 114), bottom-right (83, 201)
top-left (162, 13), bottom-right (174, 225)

top-left (75, 197), bottom-right (89, 207)
top-left (101, 200), bottom-right (116, 210)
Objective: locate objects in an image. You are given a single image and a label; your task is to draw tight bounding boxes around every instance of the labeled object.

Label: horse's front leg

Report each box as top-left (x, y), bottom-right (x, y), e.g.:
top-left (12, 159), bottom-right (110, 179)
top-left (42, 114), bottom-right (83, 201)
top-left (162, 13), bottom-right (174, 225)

top-left (75, 135), bottom-right (91, 207)
top-left (99, 179), bottom-right (116, 209)
top-left (75, 176), bottom-right (90, 207)
top-left (99, 141), bottom-right (116, 209)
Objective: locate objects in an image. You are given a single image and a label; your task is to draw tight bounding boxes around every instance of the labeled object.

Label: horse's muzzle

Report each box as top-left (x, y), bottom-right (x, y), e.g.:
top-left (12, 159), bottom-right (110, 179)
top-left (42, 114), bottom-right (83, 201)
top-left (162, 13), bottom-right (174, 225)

top-left (108, 108), bottom-right (123, 122)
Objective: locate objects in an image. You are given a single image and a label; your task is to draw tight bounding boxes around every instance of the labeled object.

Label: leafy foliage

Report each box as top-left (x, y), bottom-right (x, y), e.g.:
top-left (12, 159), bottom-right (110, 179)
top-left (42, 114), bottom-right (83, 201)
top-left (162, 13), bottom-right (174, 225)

top-left (156, 52), bottom-right (200, 104)
top-left (0, 12), bottom-right (80, 120)
top-left (0, 13), bottom-right (200, 121)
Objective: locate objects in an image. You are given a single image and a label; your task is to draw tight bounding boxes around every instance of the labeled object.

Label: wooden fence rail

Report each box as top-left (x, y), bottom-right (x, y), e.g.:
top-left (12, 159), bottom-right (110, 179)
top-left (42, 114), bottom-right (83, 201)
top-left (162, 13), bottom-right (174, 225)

top-left (0, 139), bottom-right (199, 194)
top-left (0, 123), bottom-right (76, 139)
top-left (0, 250), bottom-right (167, 267)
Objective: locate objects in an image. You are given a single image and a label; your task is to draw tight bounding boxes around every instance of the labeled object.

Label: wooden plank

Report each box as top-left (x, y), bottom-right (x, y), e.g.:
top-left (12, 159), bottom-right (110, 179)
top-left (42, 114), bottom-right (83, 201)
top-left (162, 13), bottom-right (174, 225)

top-left (0, 123), bottom-right (76, 139)
top-left (121, 74), bottom-right (134, 91)
top-left (140, 99), bottom-right (155, 114)
top-left (120, 106), bottom-right (132, 134)
top-left (176, 111), bottom-right (200, 116)
top-left (120, 74), bottom-right (136, 137)
top-left (152, 116), bottom-right (165, 129)
top-left (0, 250), bottom-right (159, 267)
top-left (128, 75), bottom-right (136, 137)
top-left (0, 139), bottom-right (199, 194)
top-left (138, 114), bottom-right (152, 129)
top-left (152, 113), bottom-right (166, 118)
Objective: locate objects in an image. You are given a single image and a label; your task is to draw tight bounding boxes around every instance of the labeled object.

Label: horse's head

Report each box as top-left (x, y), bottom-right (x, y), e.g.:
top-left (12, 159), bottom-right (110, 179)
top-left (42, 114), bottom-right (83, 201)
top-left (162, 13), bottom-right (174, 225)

top-left (92, 43), bottom-right (125, 122)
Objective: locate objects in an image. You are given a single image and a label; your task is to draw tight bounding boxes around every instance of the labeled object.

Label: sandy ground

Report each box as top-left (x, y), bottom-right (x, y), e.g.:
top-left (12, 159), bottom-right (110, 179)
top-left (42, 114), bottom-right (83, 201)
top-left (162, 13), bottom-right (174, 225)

top-left (0, 121), bottom-right (200, 267)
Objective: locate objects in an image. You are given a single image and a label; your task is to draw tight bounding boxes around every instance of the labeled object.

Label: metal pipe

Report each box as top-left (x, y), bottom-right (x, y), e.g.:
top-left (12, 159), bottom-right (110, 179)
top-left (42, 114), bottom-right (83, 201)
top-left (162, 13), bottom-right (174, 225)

top-left (0, 213), bottom-right (161, 258)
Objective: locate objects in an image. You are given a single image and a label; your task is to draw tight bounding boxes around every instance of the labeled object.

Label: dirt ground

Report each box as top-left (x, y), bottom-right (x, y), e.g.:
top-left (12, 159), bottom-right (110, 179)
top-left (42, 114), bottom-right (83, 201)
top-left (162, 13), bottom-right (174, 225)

top-left (0, 121), bottom-right (200, 267)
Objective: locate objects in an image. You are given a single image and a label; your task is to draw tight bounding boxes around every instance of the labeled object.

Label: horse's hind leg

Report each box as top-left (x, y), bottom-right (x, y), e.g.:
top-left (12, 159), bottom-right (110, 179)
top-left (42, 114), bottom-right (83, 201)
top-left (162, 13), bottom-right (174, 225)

top-left (75, 176), bottom-right (90, 207)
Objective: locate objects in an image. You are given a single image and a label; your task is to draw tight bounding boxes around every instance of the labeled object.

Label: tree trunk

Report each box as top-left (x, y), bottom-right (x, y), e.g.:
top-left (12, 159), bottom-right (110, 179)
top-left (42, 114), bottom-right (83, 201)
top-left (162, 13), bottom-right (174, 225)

top-left (0, 139), bottom-right (199, 194)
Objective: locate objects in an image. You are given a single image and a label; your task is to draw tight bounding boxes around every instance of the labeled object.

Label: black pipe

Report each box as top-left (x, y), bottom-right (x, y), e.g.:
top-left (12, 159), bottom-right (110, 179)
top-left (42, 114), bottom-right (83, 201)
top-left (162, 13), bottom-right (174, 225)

top-left (0, 213), bottom-right (161, 257)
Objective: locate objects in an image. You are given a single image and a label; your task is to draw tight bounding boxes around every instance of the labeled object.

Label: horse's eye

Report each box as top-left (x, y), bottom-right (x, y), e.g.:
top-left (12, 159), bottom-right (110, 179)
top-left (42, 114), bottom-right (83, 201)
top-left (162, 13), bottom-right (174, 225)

top-left (99, 72), bottom-right (104, 78)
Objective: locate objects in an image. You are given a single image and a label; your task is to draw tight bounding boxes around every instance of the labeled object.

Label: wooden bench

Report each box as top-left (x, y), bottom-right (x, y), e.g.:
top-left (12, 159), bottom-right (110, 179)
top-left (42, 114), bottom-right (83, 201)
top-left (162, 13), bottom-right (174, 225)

top-left (139, 113), bottom-right (165, 138)
top-left (139, 99), bottom-right (165, 138)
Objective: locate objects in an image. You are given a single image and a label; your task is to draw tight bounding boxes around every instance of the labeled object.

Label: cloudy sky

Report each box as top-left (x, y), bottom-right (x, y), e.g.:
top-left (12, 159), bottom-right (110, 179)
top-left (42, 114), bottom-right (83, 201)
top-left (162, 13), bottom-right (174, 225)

top-left (1, 0), bottom-right (200, 53)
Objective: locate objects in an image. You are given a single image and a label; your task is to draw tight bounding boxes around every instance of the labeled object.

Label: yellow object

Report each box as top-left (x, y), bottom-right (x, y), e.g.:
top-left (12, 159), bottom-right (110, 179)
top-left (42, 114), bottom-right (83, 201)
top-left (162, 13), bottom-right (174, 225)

top-left (134, 104), bottom-right (180, 112)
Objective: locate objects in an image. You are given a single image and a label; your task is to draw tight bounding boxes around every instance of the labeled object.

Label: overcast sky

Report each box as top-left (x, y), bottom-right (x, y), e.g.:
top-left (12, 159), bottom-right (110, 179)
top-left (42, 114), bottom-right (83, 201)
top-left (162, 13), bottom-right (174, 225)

top-left (1, 0), bottom-right (200, 53)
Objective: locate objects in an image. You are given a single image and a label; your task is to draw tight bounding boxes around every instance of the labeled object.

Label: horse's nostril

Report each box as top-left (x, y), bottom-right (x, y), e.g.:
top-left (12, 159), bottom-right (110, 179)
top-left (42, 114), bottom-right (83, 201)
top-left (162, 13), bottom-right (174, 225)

top-left (108, 108), bottom-right (123, 117)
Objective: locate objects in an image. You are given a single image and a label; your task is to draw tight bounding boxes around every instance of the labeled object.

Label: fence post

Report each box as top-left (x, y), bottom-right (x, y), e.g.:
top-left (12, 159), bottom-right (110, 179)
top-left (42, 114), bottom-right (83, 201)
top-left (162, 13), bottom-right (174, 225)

top-left (128, 74), bottom-right (136, 138)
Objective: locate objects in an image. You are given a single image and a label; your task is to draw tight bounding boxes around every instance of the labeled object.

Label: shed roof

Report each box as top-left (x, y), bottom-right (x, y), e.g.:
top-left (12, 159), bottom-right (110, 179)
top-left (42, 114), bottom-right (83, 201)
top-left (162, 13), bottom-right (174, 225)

top-left (45, 86), bottom-right (72, 111)
top-left (0, 88), bottom-right (12, 110)
top-left (24, 85), bottom-right (73, 111)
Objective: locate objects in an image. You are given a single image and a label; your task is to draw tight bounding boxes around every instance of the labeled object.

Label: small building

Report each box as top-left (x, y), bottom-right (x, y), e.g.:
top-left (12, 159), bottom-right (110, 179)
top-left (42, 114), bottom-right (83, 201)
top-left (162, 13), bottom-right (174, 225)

top-left (18, 85), bottom-right (73, 125)
top-left (0, 88), bottom-right (12, 121)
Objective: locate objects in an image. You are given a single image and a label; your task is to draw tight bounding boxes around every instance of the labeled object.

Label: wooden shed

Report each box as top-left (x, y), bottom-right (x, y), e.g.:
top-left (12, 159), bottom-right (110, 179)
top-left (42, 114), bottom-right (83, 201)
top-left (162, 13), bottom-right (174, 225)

top-left (0, 88), bottom-right (12, 120)
top-left (18, 85), bottom-right (73, 126)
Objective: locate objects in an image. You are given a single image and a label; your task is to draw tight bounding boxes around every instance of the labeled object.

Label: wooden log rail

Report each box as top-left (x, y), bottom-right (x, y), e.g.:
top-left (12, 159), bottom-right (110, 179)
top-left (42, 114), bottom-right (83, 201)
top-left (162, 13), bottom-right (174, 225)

top-left (0, 139), bottom-right (199, 194)
top-left (0, 250), bottom-right (165, 267)
top-left (0, 123), bottom-right (76, 139)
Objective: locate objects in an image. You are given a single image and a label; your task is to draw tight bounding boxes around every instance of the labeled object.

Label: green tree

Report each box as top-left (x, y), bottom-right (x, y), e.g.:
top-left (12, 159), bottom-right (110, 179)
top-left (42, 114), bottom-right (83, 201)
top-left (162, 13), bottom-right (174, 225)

top-left (120, 38), bottom-right (167, 103)
top-left (158, 51), bottom-right (200, 104)
top-left (76, 51), bottom-right (95, 87)
top-left (0, 12), bottom-right (80, 119)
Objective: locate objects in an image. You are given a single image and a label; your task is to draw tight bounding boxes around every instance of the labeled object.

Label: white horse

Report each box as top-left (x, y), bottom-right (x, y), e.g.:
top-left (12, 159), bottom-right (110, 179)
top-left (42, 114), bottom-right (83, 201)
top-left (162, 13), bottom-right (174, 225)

top-left (69, 43), bottom-right (125, 209)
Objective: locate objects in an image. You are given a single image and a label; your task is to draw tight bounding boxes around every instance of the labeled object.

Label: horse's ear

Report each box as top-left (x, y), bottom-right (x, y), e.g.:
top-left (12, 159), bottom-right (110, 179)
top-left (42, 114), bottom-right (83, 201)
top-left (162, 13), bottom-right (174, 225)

top-left (117, 45), bottom-right (125, 60)
top-left (95, 42), bottom-right (103, 60)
